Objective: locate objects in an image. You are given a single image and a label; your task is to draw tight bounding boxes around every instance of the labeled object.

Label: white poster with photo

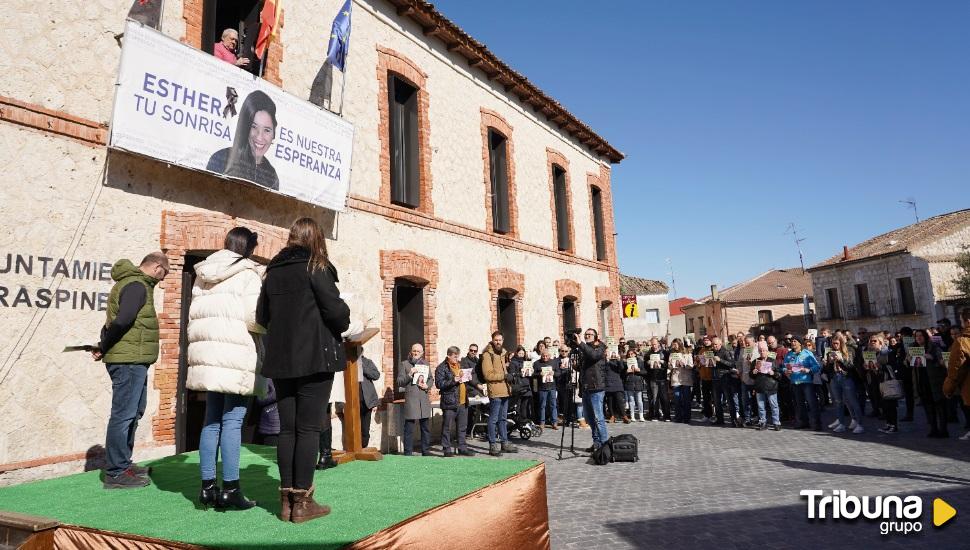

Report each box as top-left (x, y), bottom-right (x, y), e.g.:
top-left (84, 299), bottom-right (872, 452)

top-left (110, 21), bottom-right (355, 212)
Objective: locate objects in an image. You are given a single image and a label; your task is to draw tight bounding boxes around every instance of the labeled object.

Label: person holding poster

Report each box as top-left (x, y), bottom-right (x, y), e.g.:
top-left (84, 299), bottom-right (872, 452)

top-left (911, 329), bottom-right (948, 438)
top-left (395, 343), bottom-right (433, 456)
top-left (622, 348), bottom-right (646, 422)
top-left (751, 342), bottom-right (782, 431)
top-left (668, 339), bottom-right (694, 424)
top-left (435, 346), bottom-right (474, 456)
top-left (534, 348), bottom-right (562, 429)
top-left (822, 334), bottom-right (864, 434)
top-left (784, 337), bottom-right (822, 431)
top-left (207, 90), bottom-right (280, 190)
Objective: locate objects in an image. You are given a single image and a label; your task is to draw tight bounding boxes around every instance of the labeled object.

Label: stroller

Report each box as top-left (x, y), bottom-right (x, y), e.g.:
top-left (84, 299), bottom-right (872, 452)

top-left (507, 396), bottom-right (543, 440)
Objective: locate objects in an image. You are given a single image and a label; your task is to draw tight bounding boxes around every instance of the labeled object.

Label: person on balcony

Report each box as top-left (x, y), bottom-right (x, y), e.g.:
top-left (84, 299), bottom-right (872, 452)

top-left (214, 28), bottom-right (251, 69)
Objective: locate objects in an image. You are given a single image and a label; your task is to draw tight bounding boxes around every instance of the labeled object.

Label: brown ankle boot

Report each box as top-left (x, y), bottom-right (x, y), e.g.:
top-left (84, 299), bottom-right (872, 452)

top-left (279, 488), bottom-right (292, 521)
top-left (289, 485), bottom-right (331, 523)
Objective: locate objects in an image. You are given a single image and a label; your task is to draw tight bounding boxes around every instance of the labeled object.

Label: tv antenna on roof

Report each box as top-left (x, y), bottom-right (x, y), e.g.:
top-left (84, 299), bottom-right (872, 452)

top-left (899, 199), bottom-right (919, 224)
top-left (665, 257), bottom-right (677, 297)
top-left (784, 223), bottom-right (806, 274)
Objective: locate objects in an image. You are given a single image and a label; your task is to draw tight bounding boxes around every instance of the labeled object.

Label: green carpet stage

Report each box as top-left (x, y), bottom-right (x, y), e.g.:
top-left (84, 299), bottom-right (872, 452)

top-left (0, 445), bottom-right (550, 549)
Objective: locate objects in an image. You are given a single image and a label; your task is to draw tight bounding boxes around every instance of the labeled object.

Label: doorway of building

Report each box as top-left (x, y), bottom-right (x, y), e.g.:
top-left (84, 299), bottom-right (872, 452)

top-left (497, 290), bottom-right (518, 351)
top-left (392, 279), bottom-right (425, 396)
top-left (201, 0), bottom-right (262, 76)
top-left (175, 253), bottom-right (207, 453)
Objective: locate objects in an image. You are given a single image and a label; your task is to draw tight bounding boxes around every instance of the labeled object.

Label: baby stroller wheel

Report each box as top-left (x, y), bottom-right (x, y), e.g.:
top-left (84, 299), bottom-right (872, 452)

top-left (518, 426), bottom-right (532, 440)
top-left (531, 426), bottom-right (543, 438)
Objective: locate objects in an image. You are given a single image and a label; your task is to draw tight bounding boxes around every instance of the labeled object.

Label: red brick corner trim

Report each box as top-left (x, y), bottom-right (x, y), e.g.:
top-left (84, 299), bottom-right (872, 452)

top-left (480, 108), bottom-right (518, 238)
top-left (182, 0), bottom-right (284, 87)
top-left (379, 250), bottom-right (439, 393)
top-left (377, 46), bottom-right (433, 216)
top-left (546, 147), bottom-right (575, 254)
top-left (154, 211), bottom-right (290, 444)
top-left (488, 268), bottom-right (525, 347)
top-left (0, 95), bottom-right (107, 146)
top-left (556, 279), bottom-right (582, 336)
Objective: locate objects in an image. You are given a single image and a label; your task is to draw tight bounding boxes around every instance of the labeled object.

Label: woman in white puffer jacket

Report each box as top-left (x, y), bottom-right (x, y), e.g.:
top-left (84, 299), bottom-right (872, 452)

top-left (186, 227), bottom-right (264, 511)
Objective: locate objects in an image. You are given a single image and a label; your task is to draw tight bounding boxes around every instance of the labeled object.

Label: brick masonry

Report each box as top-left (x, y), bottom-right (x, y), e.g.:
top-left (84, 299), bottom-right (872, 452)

top-left (155, 211), bottom-right (290, 445)
top-left (379, 249), bottom-right (440, 395)
top-left (480, 108), bottom-right (519, 239)
top-left (556, 279), bottom-right (582, 334)
top-left (0, 95), bottom-right (106, 146)
top-left (376, 46), bottom-right (434, 217)
top-left (181, 0), bottom-right (284, 87)
top-left (546, 147), bottom-right (576, 254)
top-left (487, 268), bottom-right (526, 347)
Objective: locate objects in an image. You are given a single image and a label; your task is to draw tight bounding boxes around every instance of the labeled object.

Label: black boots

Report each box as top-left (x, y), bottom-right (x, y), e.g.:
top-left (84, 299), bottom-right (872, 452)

top-left (217, 479), bottom-right (257, 510)
top-left (316, 452), bottom-right (339, 470)
top-left (199, 479), bottom-right (219, 510)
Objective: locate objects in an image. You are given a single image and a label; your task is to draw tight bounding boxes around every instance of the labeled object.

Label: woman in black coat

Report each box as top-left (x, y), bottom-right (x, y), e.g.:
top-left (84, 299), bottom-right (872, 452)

top-left (257, 218), bottom-right (350, 523)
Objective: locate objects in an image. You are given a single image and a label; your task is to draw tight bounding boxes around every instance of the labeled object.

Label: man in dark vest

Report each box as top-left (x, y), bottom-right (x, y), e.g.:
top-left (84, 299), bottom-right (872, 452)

top-left (93, 251), bottom-right (168, 489)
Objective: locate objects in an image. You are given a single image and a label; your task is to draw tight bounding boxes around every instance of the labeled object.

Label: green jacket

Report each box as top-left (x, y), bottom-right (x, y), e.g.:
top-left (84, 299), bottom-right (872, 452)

top-left (103, 260), bottom-right (160, 365)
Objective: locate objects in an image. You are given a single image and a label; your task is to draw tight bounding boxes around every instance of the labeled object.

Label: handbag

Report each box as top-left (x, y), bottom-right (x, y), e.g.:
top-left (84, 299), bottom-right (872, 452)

top-left (879, 367), bottom-right (904, 400)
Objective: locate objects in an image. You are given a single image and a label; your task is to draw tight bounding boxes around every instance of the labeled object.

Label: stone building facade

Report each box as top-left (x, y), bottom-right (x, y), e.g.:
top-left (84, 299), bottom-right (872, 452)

top-left (681, 269), bottom-right (813, 340)
top-left (0, 0), bottom-right (624, 477)
top-left (807, 209), bottom-right (970, 334)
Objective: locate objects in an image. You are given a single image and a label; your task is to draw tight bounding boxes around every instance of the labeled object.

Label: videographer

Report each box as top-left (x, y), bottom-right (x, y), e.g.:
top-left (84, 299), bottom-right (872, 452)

top-left (569, 328), bottom-right (609, 451)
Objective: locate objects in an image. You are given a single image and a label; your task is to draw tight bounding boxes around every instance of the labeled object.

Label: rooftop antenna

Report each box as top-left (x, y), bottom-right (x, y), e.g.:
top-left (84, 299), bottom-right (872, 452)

top-left (784, 223), bottom-right (807, 274)
top-left (665, 257), bottom-right (677, 297)
top-left (899, 199), bottom-right (919, 224)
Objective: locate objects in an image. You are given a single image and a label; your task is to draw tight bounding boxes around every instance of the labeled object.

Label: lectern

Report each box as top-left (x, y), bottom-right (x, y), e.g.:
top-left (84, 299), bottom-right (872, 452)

top-left (331, 327), bottom-right (383, 464)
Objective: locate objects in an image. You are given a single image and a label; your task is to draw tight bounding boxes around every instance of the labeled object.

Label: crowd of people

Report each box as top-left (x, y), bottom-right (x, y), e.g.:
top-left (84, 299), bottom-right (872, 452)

top-left (90, 215), bottom-right (970, 524)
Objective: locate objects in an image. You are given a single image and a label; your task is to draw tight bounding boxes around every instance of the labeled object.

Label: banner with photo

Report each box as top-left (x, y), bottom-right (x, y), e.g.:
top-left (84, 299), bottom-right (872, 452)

top-left (110, 21), bottom-right (354, 212)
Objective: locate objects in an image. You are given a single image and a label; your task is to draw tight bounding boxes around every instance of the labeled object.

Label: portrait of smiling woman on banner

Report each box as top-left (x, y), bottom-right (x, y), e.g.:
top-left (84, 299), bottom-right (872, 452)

top-left (207, 90), bottom-right (280, 190)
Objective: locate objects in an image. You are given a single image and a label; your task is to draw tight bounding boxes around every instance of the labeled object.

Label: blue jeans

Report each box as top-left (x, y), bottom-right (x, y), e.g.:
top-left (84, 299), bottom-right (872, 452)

top-left (830, 374), bottom-right (863, 426)
top-left (538, 389), bottom-right (558, 425)
top-left (583, 390), bottom-right (609, 447)
top-left (487, 397), bottom-right (509, 444)
top-left (199, 392), bottom-right (251, 481)
top-left (672, 385), bottom-right (692, 423)
top-left (104, 363), bottom-right (149, 477)
top-left (741, 384), bottom-right (756, 421)
top-left (757, 392), bottom-right (780, 426)
top-left (625, 390), bottom-right (644, 417)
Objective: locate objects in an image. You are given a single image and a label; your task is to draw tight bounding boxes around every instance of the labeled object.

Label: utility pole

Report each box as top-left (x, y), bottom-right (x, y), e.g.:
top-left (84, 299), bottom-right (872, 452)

top-left (899, 199), bottom-right (919, 224)
top-left (665, 257), bottom-right (677, 297)
top-left (784, 223), bottom-right (807, 274)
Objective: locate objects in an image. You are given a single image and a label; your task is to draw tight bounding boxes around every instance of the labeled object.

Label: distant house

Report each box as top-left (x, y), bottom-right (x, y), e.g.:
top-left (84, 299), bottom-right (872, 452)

top-left (620, 274), bottom-right (670, 340)
top-left (668, 297), bottom-right (695, 341)
top-left (807, 209), bottom-right (970, 333)
top-left (682, 269), bottom-right (813, 340)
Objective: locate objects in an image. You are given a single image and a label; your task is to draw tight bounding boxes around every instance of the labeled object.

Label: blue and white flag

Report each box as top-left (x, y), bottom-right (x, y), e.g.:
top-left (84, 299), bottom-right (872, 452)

top-left (326, 0), bottom-right (353, 71)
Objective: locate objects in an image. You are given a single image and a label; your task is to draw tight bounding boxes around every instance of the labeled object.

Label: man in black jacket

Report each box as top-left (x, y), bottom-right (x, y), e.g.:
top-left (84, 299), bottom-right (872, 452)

top-left (711, 337), bottom-right (737, 425)
top-left (574, 328), bottom-right (608, 450)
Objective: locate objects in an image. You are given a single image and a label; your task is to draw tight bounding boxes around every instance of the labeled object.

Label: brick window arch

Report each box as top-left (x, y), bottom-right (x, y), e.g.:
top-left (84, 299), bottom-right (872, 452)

top-left (488, 268), bottom-right (525, 349)
top-left (481, 109), bottom-right (518, 238)
top-left (377, 47), bottom-right (433, 216)
top-left (557, 279), bottom-right (582, 338)
top-left (379, 250), bottom-right (439, 393)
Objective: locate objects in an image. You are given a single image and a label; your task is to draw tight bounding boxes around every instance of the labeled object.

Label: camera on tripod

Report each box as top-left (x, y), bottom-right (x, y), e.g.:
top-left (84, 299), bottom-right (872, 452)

top-left (565, 327), bottom-right (583, 345)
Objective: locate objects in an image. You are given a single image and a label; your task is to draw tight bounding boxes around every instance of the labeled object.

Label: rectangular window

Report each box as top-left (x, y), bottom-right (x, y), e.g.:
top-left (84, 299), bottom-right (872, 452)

top-left (488, 130), bottom-right (510, 233)
top-left (590, 186), bottom-right (607, 261)
top-left (644, 309), bottom-right (660, 324)
top-left (687, 318), bottom-right (695, 334)
top-left (202, 0), bottom-right (262, 77)
top-left (389, 76), bottom-right (420, 208)
top-left (553, 165), bottom-right (570, 251)
top-left (855, 284), bottom-right (872, 317)
top-left (698, 318), bottom-right (707, 336)
top-left (826, 288), bottom-right (841, 319)
top-left (897, 277), bottom-right (916, 314)
top-left (758, 310), bottom-right (773, 325)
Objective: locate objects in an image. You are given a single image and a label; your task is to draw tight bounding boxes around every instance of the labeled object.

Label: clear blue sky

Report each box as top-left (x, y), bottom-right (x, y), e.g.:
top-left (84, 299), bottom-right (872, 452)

top-left (433, 1), bottom-right (970, 299)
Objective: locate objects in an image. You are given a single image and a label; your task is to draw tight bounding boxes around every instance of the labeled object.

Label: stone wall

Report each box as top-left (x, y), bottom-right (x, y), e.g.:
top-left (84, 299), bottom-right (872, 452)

top-left (0, 0), bottom-right (623, 471)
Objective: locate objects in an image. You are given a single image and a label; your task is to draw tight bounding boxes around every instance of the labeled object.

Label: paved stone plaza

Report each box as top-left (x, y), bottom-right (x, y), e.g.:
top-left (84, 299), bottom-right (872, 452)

top-left (462, 406), bottom-right (970, 549)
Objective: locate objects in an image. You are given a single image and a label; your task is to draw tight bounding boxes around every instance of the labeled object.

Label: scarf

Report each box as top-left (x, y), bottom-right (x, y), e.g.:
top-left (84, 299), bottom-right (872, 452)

top-left (449, 357), bottom-right (466, 405)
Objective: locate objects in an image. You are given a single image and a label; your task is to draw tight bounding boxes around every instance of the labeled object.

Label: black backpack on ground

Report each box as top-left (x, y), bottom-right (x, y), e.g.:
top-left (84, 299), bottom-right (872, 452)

top-left (591, 442), bottom-right (612, 465)
top-left (609, 434), bottom-right (639, 462)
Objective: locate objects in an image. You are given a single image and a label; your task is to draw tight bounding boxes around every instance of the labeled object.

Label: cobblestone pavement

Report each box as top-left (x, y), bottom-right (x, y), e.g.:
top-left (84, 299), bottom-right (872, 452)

top-left (462, 403), bottom-right (970, 549)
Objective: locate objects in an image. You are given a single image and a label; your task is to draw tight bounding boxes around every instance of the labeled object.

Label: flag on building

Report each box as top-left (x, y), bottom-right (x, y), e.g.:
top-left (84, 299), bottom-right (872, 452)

top-left (326, 0), bottom-right (353, 71)
top-left (127, 0), bottom-right (164, 30)
top-left (255, 0), bottom-right (284, 60)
